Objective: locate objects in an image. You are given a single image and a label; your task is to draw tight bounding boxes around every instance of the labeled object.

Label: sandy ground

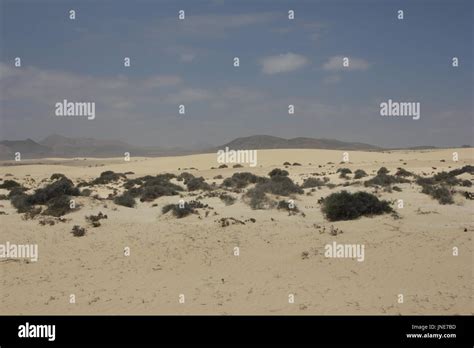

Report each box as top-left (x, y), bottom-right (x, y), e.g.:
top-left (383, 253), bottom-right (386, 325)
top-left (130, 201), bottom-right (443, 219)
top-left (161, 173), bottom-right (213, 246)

top-left (0, 148), bottom-right (472, 315)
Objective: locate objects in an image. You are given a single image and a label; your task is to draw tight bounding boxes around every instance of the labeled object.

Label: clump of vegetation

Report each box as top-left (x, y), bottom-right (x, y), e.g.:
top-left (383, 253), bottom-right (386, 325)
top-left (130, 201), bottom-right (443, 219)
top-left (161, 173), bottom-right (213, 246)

top-left (337, 168), bottom-right (352, 179)
top-left (395, 167), bottom-right (414, 177)
top-left (42, 195), bottom-right (74, 217)
top-left (86, 211), bottom-right (108, 227)
top-left (233, 164), bottom-right (243, 168)
top-left (222, 172), bottom-right (264, 189)
top-left (8, 176), bottom-right (80, 216)
top-left (0, 179), bottom-right (21, 190)
top-left (71, 225), bottom-right (86, 237)
top-left (292, 162), bottom-right (302, 166)
top-left (364, 168), bottom-right (410, 188)
top-left (79, 171), bottom-right (126, 186)
top-left (176, 172), bottom-right (194, 183)
top-left (186, 177), bottom-right (211, 191)
top-left (219, 193), bottom-right (236, 206)
top-left (269, 168), bottom-right (289, 178)
top-left (122, 174), bottom-right (182, 202)
top-left (162, 200), bottom-right (207, 218)
top-left (50, 173), bottom-right (66, 180)
top-left (257, 174), bottom-right (303, 196)
top-left (244, 187), bottom-right (276, 210)
top-left (415, 165), bottom-right (474, 203)
top-left (283, 161), bottom-right (291, 166)
top-left (353, 169), bottom-right (368, 179)
top-left (277, 200), bottom-right (299, 213)
top-left (321, 191), bottom-right (393, 221)
top-left (301, 177), bottom-right (325, 188)
top-left (421, 185), bottom-right (453, 204)
top-left (114, 192), bottom-right (136, 207)
top-left (218, 164), bottom-right (228, 169)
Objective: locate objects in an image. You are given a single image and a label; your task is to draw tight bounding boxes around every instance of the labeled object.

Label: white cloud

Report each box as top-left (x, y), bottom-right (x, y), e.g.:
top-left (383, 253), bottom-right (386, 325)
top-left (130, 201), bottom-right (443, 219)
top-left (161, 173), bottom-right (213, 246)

top-left (323, 56), bottom-right (369, 71)
top-left (261, 53), bottom-right (309, 75)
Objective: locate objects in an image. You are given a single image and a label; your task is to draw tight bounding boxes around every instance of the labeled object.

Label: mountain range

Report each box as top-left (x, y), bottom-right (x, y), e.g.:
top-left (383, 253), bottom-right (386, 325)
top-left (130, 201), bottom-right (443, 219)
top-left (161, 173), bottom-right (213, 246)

top-left (0, 134), bottom-right (441, 160)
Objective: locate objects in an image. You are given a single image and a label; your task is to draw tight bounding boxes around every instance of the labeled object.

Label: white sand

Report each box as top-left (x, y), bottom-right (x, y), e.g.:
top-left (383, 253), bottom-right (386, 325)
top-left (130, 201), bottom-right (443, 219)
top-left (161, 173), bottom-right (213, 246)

top-left (0, 148), bottom-right (472, 314)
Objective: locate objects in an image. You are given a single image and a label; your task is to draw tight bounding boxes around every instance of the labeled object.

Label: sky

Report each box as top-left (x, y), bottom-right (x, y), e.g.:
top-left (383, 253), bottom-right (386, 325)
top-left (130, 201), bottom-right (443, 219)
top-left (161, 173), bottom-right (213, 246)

top-left (0, 0), bottom-right (472, 148)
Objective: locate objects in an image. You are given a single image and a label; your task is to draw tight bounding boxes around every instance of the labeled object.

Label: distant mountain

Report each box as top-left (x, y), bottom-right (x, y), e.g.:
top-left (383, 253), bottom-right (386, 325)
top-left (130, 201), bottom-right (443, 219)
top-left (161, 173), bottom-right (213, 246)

top-left (0, 134), bottom-right (199, 160)
top-left (218, 135), bottom-right (382, 151)
top-left (0, 139), bottom-right (50, 157)
top-left (39, 134), bottom-right (138, 157)
top-left (0, 134), bottom-right (445, 161)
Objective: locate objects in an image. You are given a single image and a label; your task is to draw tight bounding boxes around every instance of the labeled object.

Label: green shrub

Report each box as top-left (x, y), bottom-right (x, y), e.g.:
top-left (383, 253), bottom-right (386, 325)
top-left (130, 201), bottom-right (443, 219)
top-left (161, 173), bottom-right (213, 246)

top-left (0, 180), bottom-right (21, 190)
top-left (256, 175), bottom-right (303, 196)
top-left (186, 177), bottom-right (211, 191)
top-left (268, 168), bottom-right (289, 178)
top-left (114, 193), bottom-right (136, 207)
top-left (321, 191), bottom-right (393, 221)
top-left (219, 193), bottom-right (236, 206)
top-left (161, 200), bottom-right (207, 218)
top-left (421, 185), bottom-right (453, 204)
top-left (395, 168), bottom-right (413, 177)
top-left (353, 169), bottom-right (368, 179)
top-left (301, 177), bottom-right (325, 188)
top-left (43, 195), bottom-right (73, 217)
top-left (337, 168), bottom-right (352, 178)
top-left (222, 172), bottom-right (264, 189)
top-left (71, 225), bottom-right (86, 237)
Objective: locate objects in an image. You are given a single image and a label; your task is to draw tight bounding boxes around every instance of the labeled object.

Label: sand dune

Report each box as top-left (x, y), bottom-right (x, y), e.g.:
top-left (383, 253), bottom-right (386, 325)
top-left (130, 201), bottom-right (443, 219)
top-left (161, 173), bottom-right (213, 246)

top-left (0, 148), bottom-right (472, 314)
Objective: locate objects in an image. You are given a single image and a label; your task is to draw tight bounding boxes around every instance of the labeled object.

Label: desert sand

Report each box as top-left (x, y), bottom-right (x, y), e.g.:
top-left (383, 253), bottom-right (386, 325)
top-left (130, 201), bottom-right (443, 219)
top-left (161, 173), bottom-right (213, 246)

top-left (0, 148), bottom-right (472, 315)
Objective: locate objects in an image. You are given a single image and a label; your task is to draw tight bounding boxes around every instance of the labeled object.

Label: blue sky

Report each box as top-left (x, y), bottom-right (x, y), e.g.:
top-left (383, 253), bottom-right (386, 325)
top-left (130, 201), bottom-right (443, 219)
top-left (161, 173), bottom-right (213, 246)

top-left (0, 0), bottom-right (472, 148)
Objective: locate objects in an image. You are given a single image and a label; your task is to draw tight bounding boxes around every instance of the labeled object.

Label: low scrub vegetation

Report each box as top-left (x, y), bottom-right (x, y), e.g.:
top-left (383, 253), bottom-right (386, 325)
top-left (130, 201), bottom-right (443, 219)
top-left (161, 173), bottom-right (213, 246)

top-left (321, 191), bottom-right (393, 221)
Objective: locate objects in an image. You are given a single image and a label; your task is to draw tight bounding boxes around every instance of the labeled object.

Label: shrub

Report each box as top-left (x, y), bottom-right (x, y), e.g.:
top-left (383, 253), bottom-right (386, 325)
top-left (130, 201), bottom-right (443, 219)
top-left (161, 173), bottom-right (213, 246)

top-left (277, 200), bottom-right (299, 212)
top-left (29, 177), bottom-right (80, 205)
top-left (50, 173), bottom-right (66, 180)
top-left (114, 193), bottom-right (136, 207)
top-left (337, 168), bottom-right (352, 178)
top-left (71, 225), bottom-right (86, 237)
top-left (377, 167), bottom-right (389, 175)
top-left (176, 172), bottom-right (195, 183)
top-left (268, 168), bottom-right (289, 178)
top-left (88, 171), bottom-right (125, 185)
top-left (321, 191), bottom-right (393, 221)
top-left (353, 169), bottom-right (368, 179)
top-left (256, 175), bottom-right (303, 196)
top-left (222, 172), bottom-right (263, 189)
top-left (162, 200), bottom-right (206, 218)
top-left (292, 162), bottom-right (302, 166)
top-left (233, 164), bottom-right (243, 168)
top-left (0, 180), bottom-right (21, 190)
top-left (283, 162), bottom-right (291, 166)
top-left (43, 195), bottom-right (73, 217)
top-left (186, 177), bottom-right (211, 191)
top-left (10, 194), bottom-right (32, 213)
top-left (245, 187), bottom-right (275, 210)
top-left (395, 168), bottom-right (413, 177)
top-left (421, 185), bottom-right (453, 204)
top-left (218, 164), bottom-right (228, 169)
top-left (219, 193), bottom-right (236, 206)
top-left (365, 173), bottom-right (409, 187)
top-left (301, 177), bottom-right (325, 188)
